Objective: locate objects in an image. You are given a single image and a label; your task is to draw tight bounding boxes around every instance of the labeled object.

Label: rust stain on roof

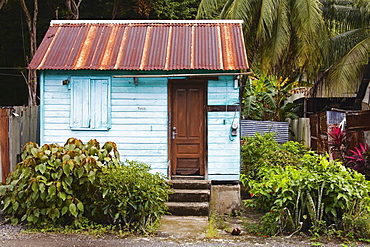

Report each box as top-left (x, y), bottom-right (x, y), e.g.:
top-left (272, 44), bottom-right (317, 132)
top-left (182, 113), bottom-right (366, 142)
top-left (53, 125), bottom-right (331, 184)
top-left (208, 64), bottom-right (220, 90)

top-left (29, 20), bottom-right (249, 71)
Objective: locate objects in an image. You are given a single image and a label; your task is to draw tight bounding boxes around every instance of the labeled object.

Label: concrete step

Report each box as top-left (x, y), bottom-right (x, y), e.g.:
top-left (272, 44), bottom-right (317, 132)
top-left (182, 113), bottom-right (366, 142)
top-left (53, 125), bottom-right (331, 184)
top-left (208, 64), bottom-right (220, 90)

top-left (166, 202), bottom-right (209, 216)
top-left (171, 175), bottom-right (204, 180)
top-left (167, 180), bottom-right (211, 190)
top-left (169, 189), bottom-right (210, 202)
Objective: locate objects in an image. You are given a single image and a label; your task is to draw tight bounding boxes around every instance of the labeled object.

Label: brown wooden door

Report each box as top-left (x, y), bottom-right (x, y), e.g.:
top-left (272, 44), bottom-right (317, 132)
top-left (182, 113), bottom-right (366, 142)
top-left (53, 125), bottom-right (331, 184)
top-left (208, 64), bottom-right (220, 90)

top-left (170, 80), bottom-right (206, 176)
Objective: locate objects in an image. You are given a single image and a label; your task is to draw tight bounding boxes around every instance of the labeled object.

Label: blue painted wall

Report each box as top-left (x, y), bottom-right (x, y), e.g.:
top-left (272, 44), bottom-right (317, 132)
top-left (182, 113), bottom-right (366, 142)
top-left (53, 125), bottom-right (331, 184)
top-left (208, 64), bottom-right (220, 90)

top-left (207, 78), bottom-right (240, 180)
top-left (40, 71), bottom-right (240, 180)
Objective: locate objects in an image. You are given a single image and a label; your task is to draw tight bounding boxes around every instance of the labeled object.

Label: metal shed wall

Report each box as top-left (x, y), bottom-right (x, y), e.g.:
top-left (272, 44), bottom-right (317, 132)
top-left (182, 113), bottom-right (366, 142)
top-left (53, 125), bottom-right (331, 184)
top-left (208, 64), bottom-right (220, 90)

top-left (240, 120), bottom-right (289, 144)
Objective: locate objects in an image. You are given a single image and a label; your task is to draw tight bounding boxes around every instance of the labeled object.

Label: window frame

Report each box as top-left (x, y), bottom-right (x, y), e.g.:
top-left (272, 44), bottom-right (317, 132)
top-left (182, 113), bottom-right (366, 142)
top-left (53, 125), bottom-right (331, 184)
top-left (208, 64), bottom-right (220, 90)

top-left (69, 76), bottom-right (111, 131)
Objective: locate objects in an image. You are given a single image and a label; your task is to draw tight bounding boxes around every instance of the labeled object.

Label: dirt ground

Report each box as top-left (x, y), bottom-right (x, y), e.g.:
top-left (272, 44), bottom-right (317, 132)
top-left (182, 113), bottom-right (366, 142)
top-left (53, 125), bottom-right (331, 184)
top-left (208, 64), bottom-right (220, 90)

top-left (1, 215), bottom-right (370, 247)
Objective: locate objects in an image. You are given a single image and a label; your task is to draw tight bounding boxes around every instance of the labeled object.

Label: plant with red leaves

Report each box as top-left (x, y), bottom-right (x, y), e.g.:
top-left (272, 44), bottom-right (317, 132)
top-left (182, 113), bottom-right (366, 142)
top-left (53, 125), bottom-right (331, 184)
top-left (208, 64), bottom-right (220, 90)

top-left (328, 126), bottom-right (346, 160)
top-left (346, 143), bottom-right (370, 179)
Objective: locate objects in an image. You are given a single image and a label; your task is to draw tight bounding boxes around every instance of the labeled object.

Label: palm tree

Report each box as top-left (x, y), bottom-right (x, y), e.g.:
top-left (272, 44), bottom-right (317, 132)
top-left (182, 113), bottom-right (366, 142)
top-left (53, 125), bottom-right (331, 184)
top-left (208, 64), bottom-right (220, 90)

top-left (313, 0), bottom-right (370, 96)
top-left (197, 0), bottom-right (329, 80)
top-left (197, 0), bottom-right (370, 96)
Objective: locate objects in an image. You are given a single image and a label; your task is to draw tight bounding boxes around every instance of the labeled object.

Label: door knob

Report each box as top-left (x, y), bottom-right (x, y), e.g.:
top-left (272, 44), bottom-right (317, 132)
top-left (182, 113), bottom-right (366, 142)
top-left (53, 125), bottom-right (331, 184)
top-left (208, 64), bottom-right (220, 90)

top-left (172, 127), bottom-right (178, 139)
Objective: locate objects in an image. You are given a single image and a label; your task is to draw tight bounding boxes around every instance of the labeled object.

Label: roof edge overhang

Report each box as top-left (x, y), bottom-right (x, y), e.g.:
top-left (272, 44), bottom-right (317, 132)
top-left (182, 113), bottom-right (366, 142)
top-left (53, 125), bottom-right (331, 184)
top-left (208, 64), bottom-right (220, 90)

top-left (50, 19), bottom-right (244, 25)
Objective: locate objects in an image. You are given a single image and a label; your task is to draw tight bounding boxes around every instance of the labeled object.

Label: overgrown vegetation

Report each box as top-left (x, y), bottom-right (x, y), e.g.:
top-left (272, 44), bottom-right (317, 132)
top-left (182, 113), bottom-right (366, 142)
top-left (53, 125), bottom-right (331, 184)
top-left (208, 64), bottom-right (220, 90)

top-left (241, 133), bottom-right (370, 240)
top-left (328, 126), bottom-right (370, 180)
top-left (242, 71), bottom-right (300, 121)
top-left (0, 138), bottom-right (170, 233)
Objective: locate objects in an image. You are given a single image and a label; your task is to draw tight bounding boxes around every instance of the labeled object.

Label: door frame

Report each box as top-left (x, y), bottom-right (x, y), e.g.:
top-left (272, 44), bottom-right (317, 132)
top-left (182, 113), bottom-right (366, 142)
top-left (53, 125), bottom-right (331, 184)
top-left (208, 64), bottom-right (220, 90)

top-left (168, 79), bottom-right (208, 179)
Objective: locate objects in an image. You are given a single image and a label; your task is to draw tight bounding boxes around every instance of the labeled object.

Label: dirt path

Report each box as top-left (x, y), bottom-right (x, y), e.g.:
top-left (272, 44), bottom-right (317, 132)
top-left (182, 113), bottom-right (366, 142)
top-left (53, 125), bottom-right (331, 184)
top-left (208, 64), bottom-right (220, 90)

top-left (1, 215), bottom-right (370, 246)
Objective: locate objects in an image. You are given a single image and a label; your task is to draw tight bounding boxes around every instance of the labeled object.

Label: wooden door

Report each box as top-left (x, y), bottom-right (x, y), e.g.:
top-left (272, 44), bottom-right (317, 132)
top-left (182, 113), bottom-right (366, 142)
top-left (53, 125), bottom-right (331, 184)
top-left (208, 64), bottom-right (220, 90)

top-left (170, 80), bottom-right (206, 176)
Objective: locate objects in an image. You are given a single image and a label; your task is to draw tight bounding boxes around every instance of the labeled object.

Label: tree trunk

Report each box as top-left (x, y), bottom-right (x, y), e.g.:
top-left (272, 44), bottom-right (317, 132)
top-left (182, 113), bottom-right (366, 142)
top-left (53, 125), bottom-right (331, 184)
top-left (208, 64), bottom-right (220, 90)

top-left (66, 0), bottom-right (82, 20)
top-left (112, 0), bottom-right (123, 19)
top-left (19, 0), bottom-right (38, 106)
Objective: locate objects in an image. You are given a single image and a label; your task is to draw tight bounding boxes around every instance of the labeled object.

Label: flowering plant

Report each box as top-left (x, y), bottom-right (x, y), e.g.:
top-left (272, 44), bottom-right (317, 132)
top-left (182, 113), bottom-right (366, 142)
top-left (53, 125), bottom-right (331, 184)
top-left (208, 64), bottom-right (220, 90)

top-left (328, 126), bottom-right (346, 160)
top-left (346, 143), bottom-right (370, 179)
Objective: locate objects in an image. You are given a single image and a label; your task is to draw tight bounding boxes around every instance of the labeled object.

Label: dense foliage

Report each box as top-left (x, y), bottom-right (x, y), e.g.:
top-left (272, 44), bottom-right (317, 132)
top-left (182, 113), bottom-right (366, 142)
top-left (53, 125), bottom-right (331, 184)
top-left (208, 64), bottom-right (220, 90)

top-left (242, 71), bottom-right (300, 121)
top-left (241, 133), bottom-right (304, 180)
top-left (0, 138), bottom-right (170, 232)
top-left (241, 133), bottom-right (370, 238)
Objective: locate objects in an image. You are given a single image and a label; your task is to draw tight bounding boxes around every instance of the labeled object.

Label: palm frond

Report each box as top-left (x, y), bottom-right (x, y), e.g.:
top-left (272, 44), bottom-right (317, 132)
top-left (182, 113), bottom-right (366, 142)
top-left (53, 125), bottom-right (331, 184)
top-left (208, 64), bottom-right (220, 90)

top-left (292, 0), bottom-right (328, 77)
top-left (261, 0), bottom-right (290, 73)
top-left (330, 28), bottom-right (370, 62)
top-left (196, 0), bottom-right (226, 19)
top-left (326, 36), bottom-right (370, 95)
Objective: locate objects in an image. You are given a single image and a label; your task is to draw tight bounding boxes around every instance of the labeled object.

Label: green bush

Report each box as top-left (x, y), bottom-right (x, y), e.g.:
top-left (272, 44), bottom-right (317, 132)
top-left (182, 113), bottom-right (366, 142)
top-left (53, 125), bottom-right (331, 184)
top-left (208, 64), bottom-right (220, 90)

top-left (93, 160), bottom-right (170, 232)
top-left (0, 138), bottom-right (170, 233)
top-left (242, 153), bottom-right (370, 236)
top-left (241, 132), bottom-right (280, 179)
top-left (241, 133), bottom-right (307, 180)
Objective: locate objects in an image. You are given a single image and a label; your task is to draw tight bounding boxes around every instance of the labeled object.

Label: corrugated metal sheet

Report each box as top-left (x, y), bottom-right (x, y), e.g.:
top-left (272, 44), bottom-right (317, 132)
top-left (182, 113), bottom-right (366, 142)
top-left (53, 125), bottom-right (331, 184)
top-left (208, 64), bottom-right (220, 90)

top-left (240, 120), bottom-right (289, 144)
top-left (29, 20), bottom-right (249, 71)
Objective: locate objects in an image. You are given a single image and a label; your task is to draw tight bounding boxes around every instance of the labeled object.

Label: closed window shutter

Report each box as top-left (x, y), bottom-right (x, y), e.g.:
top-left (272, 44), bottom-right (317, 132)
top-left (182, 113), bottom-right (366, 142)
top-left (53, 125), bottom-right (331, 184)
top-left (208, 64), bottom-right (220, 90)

top-left (70, 78), bottom-right (90, 128)
top-left (70, 77), bottom-right (110, 130)
top-left (90, 79), bottom-right (110, 129)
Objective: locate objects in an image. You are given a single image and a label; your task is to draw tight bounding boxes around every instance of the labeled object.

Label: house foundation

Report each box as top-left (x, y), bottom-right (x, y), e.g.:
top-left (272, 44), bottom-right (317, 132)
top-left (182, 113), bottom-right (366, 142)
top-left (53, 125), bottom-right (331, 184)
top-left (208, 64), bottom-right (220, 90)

top-left (210, 182), bottom-right (241, 215)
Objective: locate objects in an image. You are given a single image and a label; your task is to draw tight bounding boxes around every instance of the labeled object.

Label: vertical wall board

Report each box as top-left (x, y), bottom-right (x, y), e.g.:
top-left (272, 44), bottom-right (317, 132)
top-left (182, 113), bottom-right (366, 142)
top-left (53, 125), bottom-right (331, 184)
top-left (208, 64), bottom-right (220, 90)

top-left (8, 106), bottom-right (39, 174)
top-left (10, 108), bottom-right (21, 172)
top-left (207, 76), bottom-right (240, 180)
top-left (0, 109), bottom-right (10, 183)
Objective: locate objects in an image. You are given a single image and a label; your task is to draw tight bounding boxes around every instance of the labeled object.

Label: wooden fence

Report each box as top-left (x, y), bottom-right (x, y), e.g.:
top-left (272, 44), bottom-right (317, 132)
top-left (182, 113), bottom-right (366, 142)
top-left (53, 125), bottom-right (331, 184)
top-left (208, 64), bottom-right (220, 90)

top-left (0, 106), bottom-right (39, 183)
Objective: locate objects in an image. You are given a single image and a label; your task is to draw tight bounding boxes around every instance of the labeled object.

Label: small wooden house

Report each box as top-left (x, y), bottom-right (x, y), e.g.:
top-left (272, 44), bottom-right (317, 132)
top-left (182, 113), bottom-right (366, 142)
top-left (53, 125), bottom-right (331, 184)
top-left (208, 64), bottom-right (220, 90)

top-left (29, 20), bottom-right (249, 181)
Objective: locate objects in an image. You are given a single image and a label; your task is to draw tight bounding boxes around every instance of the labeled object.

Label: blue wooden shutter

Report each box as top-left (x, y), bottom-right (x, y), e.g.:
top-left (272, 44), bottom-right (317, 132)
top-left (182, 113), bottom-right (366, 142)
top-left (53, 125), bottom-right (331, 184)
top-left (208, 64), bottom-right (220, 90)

top-left (70, 78), bottom-right (110, 130)
top-left (70, 78), bottom-right (90, 129)
top-left (90, 79), bottom-right (110, 129)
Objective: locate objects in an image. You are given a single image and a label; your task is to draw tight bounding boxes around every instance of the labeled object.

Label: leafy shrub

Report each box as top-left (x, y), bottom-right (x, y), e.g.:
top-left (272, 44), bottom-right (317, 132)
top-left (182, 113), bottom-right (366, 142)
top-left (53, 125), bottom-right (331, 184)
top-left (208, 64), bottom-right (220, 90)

top-left (342, 200), bottom-right (370, 239)
top-left (0, 138), bottom-right (170, 233)
top-left (281, 141), bottom-right (308, 156)
top-left (241, 133), bottom-right (307, 180)
top-left (242, 153), bottom-right (370, 236)
top-left (93, 160), bottom-right (170, 232)
top-left (241, 132), bottom-right (280, 179)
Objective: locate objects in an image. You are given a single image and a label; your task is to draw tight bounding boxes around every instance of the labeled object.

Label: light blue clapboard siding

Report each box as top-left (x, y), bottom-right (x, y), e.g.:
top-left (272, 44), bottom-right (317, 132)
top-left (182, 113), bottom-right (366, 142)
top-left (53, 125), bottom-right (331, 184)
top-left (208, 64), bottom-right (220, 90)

top-left (41, 72), bottom-right (169, 174)
top-left (40, 71), bottom-right (241, 180)
top-left (207, 76), bottom-right (240, 180)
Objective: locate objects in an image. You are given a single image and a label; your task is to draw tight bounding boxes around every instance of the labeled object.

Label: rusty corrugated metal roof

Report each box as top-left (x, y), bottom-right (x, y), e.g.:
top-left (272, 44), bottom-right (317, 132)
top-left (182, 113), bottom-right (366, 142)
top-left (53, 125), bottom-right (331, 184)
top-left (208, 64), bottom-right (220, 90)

top-left (29, 20), bottom-right (249, 71)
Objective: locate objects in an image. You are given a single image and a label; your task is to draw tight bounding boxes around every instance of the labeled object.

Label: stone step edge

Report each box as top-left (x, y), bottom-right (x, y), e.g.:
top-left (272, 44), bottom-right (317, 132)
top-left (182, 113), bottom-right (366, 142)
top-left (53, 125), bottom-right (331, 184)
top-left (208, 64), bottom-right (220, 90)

top-left (166, 202), bottom-right (209, 216)
top-left (171, 189), bottom-right (210, 194)
top-left (166, 180), bottom-right (211, 189)
top-left (166, 202), bottom-right (209, 208)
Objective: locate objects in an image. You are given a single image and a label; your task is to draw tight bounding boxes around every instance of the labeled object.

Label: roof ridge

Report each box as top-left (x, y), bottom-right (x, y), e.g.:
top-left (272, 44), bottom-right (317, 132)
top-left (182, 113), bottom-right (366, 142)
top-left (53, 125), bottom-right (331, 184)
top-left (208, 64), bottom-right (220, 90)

top-left (50, 20), bottom-right (243, 25)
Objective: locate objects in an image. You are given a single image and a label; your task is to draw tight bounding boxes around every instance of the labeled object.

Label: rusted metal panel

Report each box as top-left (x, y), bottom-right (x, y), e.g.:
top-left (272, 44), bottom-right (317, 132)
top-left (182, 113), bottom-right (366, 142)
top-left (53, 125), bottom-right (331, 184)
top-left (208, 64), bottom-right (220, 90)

top-left (29, 21), bottom-right (249, 71)
top-left (0, 109), bottom-right (10, 183)
top-left (309, 112), bottom-right (328, 153)
top-left (347, 130), bottom-right (365, 154)
top-left (346, 110), bottom-right (370, 131)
